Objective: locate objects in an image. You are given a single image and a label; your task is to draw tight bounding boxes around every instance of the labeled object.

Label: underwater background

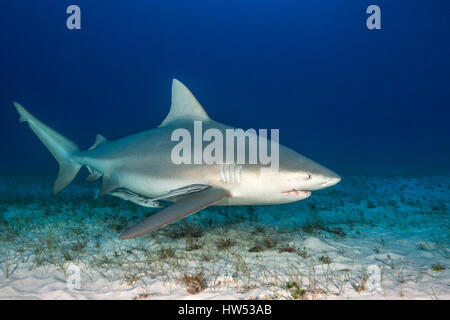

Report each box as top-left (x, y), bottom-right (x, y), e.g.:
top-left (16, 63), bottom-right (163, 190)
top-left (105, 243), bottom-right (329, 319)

top-left (0, 1), bottom-right (449, 299)
top-left (1, 0), bottom-right (450, 177)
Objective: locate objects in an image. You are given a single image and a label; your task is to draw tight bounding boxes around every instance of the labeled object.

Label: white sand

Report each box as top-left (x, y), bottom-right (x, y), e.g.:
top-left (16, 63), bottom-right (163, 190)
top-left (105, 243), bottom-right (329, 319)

top-left (0, 176), bottom-right (449, 300)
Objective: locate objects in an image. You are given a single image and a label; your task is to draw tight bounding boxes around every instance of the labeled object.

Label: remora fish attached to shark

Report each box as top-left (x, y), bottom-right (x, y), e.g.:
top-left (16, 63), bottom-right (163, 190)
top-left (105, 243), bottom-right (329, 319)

top-left (13, 79), bottom-right (341, 239)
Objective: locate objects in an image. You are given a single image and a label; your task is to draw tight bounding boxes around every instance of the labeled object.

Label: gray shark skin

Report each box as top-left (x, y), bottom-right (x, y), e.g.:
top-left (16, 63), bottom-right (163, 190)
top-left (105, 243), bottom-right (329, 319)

top-left (13, 79), bottom-right (341, 239)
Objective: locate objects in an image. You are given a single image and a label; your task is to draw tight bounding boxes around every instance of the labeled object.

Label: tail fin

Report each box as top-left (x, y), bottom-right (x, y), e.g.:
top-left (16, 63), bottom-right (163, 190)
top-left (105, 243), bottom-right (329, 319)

top-left (13, 102), bottom-right (82, 194)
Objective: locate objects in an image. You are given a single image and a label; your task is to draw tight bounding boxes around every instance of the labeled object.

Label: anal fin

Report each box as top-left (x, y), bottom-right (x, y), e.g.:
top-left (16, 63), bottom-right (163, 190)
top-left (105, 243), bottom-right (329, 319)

top-left (99, 175), bottom-right (120, 197)
top-left (86, 166), bottom-right (102, 182)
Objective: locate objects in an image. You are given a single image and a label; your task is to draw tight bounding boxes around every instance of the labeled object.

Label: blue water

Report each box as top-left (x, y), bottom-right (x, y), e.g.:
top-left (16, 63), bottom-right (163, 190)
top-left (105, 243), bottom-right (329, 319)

top-left (1, 2), bottom-right (450, 299)
top-left (1, 0), bottom-right (449, 177)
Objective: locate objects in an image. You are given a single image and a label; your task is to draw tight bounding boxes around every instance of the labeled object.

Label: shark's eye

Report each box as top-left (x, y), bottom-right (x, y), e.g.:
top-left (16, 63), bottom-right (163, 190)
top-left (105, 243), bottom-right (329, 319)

top-left (300, 173), bottom-right (312, 180)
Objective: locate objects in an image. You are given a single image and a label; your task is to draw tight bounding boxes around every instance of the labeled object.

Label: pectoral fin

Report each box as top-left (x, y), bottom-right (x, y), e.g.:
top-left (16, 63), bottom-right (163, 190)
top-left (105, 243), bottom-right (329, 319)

top-left (119, 187), bottom-right (229, 239)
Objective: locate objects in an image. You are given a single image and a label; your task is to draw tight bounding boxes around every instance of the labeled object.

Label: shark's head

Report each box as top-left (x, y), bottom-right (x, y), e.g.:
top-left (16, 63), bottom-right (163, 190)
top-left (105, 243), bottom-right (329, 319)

top-left (251, 145), bottom-right (341, 203)
top-left (281, 146), bottom-right (341, 191)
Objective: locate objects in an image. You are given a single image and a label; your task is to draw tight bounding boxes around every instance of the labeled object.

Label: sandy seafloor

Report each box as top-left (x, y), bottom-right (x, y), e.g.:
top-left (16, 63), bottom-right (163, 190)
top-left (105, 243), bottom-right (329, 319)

top-left (0, 175), bottom-right (448, 300)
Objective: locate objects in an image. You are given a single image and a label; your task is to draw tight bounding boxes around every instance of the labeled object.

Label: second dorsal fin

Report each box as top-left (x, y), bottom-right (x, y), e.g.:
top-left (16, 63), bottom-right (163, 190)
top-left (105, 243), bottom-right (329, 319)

top-left (88, 134), bottom-right (108, 151)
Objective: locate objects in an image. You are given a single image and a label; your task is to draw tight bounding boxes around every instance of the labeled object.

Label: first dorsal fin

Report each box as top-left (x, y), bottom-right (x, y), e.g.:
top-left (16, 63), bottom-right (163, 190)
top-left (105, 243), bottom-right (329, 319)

top-left (159, 79), bottom-right (210, 127)
top-left (88, 134), bottom-right (108, 151)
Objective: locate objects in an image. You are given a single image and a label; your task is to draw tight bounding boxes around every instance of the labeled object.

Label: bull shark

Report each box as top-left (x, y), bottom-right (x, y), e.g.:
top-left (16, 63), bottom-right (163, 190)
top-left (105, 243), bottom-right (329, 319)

top-left (13, 79), bottom-right (341, 239)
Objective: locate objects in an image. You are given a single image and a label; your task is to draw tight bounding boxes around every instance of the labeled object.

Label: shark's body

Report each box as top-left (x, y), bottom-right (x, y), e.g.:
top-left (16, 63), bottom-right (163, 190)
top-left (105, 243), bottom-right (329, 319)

top-left (14, 79), bottom-right (341, 239)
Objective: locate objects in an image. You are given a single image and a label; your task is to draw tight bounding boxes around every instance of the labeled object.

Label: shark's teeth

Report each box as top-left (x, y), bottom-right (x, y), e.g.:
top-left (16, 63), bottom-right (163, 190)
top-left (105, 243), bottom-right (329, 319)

top-left (282, 189), bottom-right (312, 197)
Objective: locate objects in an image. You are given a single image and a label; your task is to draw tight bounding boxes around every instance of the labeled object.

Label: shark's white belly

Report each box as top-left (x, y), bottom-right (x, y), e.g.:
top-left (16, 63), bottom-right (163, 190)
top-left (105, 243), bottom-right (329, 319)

top-left (114, 163), bottom-right (309, 206)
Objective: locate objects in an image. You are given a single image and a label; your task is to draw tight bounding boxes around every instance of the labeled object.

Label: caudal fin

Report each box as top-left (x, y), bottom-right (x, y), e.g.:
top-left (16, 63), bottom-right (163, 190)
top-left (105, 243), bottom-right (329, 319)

top-left (13, 102), bottom-right (81, 194)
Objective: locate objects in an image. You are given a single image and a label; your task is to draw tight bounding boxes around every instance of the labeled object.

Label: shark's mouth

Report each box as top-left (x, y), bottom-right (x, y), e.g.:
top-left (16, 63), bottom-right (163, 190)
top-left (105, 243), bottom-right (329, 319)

top-left (282, 189), bottom-right (312, 196)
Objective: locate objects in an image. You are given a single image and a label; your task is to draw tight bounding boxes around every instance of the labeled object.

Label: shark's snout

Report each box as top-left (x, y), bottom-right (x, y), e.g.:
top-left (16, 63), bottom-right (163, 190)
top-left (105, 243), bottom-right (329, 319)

top-left (316, 167), bottom-right (341, 188)
top-left (320, 174), bottom-right (341, 188)
top-left (304, 169), bottom-right (341, 191)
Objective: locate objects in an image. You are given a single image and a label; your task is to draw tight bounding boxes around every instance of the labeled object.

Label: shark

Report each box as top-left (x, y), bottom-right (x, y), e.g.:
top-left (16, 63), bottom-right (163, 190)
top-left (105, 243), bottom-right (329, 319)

top-left (13, 79), bottom-right (341, 239)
